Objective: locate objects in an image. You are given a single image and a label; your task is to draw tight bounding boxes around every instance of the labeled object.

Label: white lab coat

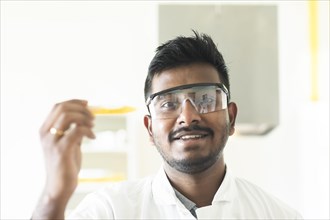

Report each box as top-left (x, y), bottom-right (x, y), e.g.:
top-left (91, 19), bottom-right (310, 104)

top-left (68, 167), bottom-right (302, 219)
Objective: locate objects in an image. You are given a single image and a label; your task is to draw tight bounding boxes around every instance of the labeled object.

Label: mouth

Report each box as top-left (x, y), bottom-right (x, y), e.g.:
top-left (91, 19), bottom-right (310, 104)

top-left (169, 125), bottom-right (214, 143)
top-left (173, 133), bottom-right (209, 141)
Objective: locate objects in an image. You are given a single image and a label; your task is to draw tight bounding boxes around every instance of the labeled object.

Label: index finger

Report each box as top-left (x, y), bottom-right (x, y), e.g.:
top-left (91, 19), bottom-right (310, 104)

top-left (40, 99), bottom-right (93, 135)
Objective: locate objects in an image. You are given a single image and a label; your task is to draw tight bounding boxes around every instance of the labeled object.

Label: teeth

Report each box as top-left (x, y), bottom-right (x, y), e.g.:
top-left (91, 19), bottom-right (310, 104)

top-left (181, 135), bottom-right (203, 140)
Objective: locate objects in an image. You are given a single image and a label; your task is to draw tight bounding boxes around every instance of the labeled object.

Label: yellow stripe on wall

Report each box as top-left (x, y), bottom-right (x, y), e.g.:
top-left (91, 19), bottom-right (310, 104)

top-left (309, 0), bottom-right (319, 101)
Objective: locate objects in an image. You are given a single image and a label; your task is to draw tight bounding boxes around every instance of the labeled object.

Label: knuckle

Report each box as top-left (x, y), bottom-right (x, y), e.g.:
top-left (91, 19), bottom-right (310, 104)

top-left (53, 102), bottom-right (62, 112)
top-left (58, 112), bottom-right (75, 126)
top-left (61, 112), bottom-right (72, 122)
top-left (56, 103), bottom-right (67, 113)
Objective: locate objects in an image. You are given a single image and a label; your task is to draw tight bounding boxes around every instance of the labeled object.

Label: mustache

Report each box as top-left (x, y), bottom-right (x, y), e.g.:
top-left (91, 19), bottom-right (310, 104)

top-left (168, 124), bottom-right (214, 142)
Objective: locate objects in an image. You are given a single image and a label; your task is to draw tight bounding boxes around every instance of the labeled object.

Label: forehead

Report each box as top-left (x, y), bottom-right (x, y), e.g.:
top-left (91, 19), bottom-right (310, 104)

top-left (151, 63), bottom-right (221, 94)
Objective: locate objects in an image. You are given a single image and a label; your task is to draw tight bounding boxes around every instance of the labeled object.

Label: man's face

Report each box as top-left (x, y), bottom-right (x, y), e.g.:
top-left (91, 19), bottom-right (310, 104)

top-left (144, 63), bottom-right (237, 174)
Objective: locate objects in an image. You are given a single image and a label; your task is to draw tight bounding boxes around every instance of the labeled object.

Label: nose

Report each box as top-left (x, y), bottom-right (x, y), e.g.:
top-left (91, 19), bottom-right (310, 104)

top-left (176, 99), bottom-right (201, 125)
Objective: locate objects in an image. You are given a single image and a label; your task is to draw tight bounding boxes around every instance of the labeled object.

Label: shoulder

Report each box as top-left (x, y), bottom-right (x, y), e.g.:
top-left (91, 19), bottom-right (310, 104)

top-left (68, 176), bottom-right (154, 219)
top-left (95, 175), bottom-right (154, 202)
top-left (231, 175), bottom-right (302, 218)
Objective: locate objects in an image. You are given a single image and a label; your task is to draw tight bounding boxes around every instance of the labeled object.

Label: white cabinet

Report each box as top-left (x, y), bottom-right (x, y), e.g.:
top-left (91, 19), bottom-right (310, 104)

top-left (66, 112), bottom-right (139, 214)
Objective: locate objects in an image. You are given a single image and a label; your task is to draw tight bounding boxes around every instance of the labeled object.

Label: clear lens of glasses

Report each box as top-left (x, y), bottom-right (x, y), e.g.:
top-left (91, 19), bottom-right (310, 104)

top-left (148, 85), bottom-right (228, 119)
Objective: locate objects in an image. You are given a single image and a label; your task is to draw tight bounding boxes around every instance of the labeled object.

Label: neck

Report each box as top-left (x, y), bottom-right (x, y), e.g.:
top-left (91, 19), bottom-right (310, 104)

top-left (164, 157), bottom-right (226, 208)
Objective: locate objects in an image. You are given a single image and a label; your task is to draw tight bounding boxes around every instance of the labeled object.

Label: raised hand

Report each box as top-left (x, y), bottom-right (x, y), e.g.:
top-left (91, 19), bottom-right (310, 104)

top-left (32, 99), bottom-right (95, 219)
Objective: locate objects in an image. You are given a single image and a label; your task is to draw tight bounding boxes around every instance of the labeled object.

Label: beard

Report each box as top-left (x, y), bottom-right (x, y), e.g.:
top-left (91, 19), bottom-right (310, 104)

top-left (153, 123), bottom-right (230, 174)
top-left (163, 150), bottom-right (221, 174)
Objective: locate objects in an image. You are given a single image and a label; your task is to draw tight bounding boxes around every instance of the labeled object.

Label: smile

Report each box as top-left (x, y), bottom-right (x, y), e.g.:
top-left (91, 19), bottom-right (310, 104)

top-left (169, 126), bottom-right (214, 143)
top-left (180, 134), bottom-right (207, 140)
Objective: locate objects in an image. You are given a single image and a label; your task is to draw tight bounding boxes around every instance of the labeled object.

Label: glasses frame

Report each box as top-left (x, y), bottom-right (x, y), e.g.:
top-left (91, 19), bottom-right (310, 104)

top-left (146, 83), bottom-right (229, 113)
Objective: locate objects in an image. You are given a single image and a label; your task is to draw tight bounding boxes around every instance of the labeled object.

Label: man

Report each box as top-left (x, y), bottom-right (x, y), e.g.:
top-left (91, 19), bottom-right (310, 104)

top-left (32, 31), bottom-right (301, 219)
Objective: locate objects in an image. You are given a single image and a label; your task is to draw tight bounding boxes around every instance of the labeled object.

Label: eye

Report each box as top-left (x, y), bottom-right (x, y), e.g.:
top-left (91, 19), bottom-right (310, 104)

top-left (201, 94), bottom-right (215, 103)
top-left (207, 97), bottom-right (216, 103)
top-left (160, 101), bottom-right (178, 110)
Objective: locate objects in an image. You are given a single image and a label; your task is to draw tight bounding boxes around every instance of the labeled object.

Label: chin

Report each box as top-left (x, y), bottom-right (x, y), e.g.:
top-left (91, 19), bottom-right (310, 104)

top-left (168, 154), bottom-right (218, 174)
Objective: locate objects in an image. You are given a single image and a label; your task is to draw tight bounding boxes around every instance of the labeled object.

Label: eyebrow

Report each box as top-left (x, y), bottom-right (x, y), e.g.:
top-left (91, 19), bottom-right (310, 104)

top-left (150, 83), bottom-right (222, 99)
top-left (146, 83), bottom-right (228, 106)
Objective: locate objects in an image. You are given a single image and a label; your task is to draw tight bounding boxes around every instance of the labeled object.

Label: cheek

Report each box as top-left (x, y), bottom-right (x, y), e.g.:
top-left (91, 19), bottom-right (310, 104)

top-left (151, 119), bottom-right (174, 143)
top-left (206, 112), bottom-right (230, 135)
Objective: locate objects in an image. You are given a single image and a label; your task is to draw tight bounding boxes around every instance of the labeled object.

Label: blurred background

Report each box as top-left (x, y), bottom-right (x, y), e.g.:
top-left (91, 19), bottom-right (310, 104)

top-left (1, 1), bottom-right (329, 219)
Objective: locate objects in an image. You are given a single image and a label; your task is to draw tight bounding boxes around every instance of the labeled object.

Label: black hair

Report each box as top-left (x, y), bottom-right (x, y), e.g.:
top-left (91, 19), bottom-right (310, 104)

top-left (144, 30), bottom-right (230, 102)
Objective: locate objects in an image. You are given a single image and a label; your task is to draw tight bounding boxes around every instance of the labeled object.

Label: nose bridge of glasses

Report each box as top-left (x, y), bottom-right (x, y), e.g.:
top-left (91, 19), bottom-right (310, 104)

top-left (180, 97), bottom-right (199, 113)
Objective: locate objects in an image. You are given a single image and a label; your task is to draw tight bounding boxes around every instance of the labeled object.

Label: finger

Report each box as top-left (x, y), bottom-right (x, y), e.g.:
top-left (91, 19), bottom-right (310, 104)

top-left (52, 111), bottom-right (94, 133)
top-left (41, 124), bottom-right (95, 156)
top-left (45, 113), bottom-right (95, 144)
top-left (40, 100), bottom-right (87, 135)
top-left (40, 99), bottom-right (93, 136)
top-left (60, 124), bottom-right (96, 148)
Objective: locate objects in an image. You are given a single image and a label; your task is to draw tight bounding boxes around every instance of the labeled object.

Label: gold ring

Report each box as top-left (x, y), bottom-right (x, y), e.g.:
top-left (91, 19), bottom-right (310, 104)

top-left (50, 127), bottom-right (64, 136)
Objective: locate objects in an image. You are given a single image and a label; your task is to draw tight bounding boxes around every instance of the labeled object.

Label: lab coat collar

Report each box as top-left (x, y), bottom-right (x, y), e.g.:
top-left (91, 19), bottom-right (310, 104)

top-left (152, 164), bottom-right (236, 206)
top-left (212, 168), bottom-right (235, 203)
top-left (152, 165), bottom-right (177, 205)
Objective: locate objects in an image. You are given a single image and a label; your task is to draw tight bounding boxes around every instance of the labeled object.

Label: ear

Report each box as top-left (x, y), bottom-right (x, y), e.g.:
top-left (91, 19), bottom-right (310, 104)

top-left (227, 102), bottom-right (238, 136)
top-left (143, 115), bottom-right (154, 141)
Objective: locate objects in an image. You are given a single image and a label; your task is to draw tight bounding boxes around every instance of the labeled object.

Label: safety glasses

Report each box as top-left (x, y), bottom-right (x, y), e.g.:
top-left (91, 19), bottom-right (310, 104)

top-left (146, 83), bottom-right (229, 119)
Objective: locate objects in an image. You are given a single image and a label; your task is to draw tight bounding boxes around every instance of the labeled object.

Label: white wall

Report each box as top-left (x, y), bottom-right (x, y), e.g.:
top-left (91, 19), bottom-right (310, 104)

top-left (225, 2), bottom-right (329, 219)
top-left (1, 1), bottom-right (328, 219)
top-left (1, 1), bottom-right (158, 218)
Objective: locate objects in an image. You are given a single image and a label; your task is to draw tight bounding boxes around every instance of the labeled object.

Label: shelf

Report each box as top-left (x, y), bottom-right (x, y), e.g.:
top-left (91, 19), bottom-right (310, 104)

top-left (82, 139), bottom-right (128, 153)
top-left (91, 114), bottom-right (133, 132)
top-left (82, 146), bottom-right (128, 154)
top-left (78, 168), bottom-right (125, 187)
top-left (67, 111), bottom-right (139, 213)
